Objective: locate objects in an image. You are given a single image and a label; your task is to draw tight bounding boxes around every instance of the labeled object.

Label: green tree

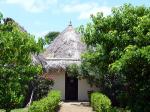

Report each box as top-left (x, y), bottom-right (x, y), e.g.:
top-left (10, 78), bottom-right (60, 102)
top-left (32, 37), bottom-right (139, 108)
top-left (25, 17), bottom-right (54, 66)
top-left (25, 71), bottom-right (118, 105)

top-left (80, 4), bottom-right (150, 111)
top-left (0, 14), bottom-right (42, 111)
top-left (44, 32), bottom-right (59, 45)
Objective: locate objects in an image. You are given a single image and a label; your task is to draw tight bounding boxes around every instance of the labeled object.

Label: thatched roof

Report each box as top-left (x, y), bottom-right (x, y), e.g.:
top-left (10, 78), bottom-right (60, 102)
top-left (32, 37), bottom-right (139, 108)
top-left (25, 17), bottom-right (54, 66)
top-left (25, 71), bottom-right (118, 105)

top-left (33, 23), bottom-right (86, 72)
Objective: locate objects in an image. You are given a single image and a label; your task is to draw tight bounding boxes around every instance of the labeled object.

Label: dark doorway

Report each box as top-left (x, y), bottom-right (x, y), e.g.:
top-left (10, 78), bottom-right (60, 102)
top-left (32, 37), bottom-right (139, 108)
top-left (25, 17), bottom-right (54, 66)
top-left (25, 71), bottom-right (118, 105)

top-left (65, 72), bottom-right (78, 101)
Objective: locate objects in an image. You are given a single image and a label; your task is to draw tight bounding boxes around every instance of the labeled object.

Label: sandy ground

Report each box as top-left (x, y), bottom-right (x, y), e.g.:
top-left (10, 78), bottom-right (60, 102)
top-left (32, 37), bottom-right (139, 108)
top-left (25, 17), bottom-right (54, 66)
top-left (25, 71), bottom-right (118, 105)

top-left (58, 102), bottom-right (93, 112)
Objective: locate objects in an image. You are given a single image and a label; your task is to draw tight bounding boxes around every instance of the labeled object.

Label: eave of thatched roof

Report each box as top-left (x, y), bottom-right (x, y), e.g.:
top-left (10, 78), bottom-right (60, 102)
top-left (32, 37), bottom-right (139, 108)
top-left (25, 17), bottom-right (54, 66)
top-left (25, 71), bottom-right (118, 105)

top-left (44, 58), bottom-right (81, 72)
top-left (33, 23), bottom-right (86, 72)
top-left (32, 54), bottom-right (81, 72)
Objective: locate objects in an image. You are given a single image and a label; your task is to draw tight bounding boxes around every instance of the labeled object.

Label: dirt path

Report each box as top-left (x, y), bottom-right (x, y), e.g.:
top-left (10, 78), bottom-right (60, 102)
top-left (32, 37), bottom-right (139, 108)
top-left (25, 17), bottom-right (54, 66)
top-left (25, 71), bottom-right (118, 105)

top-left (58, 102), bottom-right (93, 112)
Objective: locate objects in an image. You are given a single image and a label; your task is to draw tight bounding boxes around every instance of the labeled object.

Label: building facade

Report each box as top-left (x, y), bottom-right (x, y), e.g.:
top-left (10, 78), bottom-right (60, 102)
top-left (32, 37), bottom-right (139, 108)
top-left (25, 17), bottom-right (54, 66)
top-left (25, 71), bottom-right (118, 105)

top-left (33, 23), bottom-right (99, 101)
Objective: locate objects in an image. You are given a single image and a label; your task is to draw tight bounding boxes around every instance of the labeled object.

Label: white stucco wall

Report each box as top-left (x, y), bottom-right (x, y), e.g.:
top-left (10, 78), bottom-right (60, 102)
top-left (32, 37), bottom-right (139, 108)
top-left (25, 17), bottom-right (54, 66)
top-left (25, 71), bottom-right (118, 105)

top-left (49, 71), bottom-right (66, 100)
top-left (49, 72), bottom-right (99, 101)
top-left (78, 79), bottom-right (99, 101)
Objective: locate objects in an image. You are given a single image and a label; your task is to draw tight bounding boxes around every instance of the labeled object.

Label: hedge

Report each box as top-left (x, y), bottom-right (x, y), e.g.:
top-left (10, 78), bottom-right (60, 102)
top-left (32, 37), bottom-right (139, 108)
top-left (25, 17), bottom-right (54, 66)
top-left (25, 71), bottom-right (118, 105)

top-left (0, 109), bottom-right (6, 112)
top-left (91, 92), bottom-right (111, 112)
top-left (110, 107), bottom-right (131, 112)
top-left (29, 90), bottom-right (61, 112)
top-left (10, 108), bottom-right (28, 112)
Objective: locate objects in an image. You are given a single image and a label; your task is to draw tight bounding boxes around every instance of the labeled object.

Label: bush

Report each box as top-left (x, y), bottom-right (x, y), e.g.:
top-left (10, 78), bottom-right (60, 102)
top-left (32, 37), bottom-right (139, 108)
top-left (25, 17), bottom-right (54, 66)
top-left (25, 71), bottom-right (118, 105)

top-left (31, 76), bottom-right (54, 101)
top-left (91, 92), bottom-right (111, 112)
top-left (0, 16), bottom-right (42, 110)
top-left (110, 107), bottom-right (131, 112)
top-left (0, 109), bottom-right (6, 112)
top-left (29, 90), bottom-right (61, 112)
top-left (10, 108), bottom-right (28, 112)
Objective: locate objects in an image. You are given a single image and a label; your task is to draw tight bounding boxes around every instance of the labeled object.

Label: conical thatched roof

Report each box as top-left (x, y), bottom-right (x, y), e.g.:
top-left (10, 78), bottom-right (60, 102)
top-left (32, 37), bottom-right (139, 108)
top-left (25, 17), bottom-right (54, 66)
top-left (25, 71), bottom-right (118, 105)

top-left (33, 23), bottom-right (86, 72)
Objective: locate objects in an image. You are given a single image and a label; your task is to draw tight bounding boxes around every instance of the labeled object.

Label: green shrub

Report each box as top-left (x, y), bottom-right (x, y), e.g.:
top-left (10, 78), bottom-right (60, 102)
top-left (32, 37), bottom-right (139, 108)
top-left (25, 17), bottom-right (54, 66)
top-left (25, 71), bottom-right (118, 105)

top-left (31, 76), bottom-right (54, 101)
top-left (10, 108), bottom-right (28, 112)
top-left (110, 107), bottom-right (131, 112)
top-left (91, 92), bottom-right (111, 112)
top-left (0, 109), bottom-right (6, 112)
top-left (29, 90), bottom-right (61, 112)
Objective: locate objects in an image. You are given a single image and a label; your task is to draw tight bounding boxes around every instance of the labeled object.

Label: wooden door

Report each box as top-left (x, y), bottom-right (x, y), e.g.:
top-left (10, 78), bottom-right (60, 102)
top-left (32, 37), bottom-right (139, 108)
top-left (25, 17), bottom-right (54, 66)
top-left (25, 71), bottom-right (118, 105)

top-left (65, 73), bottom-right (78, 101)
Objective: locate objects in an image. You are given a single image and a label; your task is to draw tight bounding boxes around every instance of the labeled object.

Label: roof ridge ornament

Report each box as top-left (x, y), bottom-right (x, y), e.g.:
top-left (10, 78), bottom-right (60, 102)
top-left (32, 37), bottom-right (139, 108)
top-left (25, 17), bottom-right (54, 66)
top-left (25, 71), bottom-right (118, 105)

top-left (69, 20), bottom-right (72, 26)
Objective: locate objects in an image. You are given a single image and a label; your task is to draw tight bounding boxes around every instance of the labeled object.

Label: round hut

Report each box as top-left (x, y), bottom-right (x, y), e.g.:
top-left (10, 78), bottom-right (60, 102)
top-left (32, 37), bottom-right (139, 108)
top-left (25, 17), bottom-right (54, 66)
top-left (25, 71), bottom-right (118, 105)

top-left (33, 22), bottom-right (98, 101)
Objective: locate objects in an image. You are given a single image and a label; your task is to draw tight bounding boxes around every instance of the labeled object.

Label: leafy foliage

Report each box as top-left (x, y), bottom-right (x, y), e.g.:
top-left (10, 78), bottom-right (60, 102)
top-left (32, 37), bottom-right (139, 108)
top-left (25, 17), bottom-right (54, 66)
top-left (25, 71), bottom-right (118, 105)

top-left (91, 92), bottom-right (111, 112)
top-left (110, 107), bottom-right (131, 112)
top-left (0, 12), bottom-right (3, 22)
top-left (29, 90), bottom-right (61, 112)
top-left (32, 76), bottom-right (54, 101)
top-left (44, 32), bottom-right (59, 45)
top-left (0, 15), bottom-right (42, 110)
top-left (110, 45), bottom-right (150, 111)
top-left (10, 108), bottom-right (28, 112)
top-left (80, 4), bottom-right (150, 111)
top-left (0, 109), bottom-right (6, 112)
top-left (67, 64), bottom-right (81, 78)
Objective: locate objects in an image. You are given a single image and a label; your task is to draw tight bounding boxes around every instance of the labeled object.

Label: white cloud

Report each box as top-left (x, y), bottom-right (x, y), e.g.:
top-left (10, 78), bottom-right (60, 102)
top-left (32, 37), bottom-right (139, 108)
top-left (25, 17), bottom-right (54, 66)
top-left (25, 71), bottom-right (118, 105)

top-left (62, 2), bottom-right (111, 20)
top-left (63, 3), bottom-right (93, 13)
top-left (5, 0), bottom-right (57, 13)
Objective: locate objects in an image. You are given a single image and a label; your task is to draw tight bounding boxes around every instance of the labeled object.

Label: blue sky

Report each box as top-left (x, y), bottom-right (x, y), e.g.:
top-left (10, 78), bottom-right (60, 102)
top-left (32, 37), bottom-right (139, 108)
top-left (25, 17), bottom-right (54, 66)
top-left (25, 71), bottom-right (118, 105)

top-left (0, 0), bottom-right (149, 39)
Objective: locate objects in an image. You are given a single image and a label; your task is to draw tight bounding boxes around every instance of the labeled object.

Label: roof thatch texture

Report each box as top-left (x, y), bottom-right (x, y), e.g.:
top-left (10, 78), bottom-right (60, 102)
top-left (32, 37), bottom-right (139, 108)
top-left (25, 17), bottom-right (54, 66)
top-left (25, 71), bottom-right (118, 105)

top-left (33, 24), bottom-right (86, 72)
